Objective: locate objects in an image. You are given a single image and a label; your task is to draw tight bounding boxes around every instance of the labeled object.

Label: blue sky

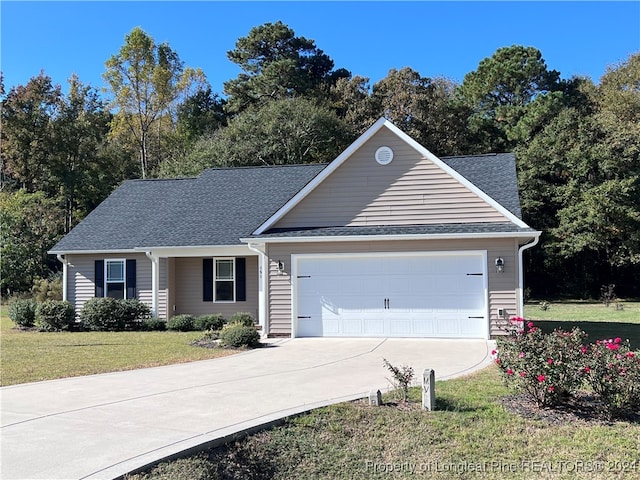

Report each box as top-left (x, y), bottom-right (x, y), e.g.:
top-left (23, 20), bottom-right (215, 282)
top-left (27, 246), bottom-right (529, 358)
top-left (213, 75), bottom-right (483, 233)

top-left (2, 1), bottom-right (639, 96)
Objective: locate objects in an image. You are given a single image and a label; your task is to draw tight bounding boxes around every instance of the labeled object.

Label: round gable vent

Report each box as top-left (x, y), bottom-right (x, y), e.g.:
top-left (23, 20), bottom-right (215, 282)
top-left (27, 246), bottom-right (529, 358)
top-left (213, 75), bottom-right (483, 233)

top-left (375, 146), bottom-right (394, 165)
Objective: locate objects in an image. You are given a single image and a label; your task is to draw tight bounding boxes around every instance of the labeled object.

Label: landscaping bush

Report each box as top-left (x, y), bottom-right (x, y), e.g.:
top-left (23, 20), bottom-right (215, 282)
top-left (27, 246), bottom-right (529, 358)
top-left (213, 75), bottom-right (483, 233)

top-left (195, 314), bottom-right (225, 331)
top-left (582, 338), bottom-right (640, 418)
top-left (219, 323), bottom-right (260, 348)
top-left (35, 300), bottom-right (76, 332)
top-left (167, 314), bottom-right (197, 332)
top-left (8, 298), bottom-right (37, 328)
top-left (80, 297), bottom-right (126, 331)
top-left (228, 312), bottom-right (255, 327)
top-left (31, 274), bottom-right (62, 302)
top-left (120, 299), bottom-right (152, 329)
top-left (140, 318), bottom-right (167, 331)
top-left (494, 318), bottom-right (588, 407)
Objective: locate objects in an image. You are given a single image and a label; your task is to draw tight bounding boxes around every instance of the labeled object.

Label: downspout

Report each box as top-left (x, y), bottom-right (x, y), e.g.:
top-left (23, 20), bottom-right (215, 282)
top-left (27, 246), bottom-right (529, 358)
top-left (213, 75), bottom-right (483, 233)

top-left (518, 235), bottom-right (541, 318)
top-left (56, 254), bottom-right (68, 302)
top-left (247, 242), bottom-right (268, 337)
top-left (145, 251), bottom-right (159, 318)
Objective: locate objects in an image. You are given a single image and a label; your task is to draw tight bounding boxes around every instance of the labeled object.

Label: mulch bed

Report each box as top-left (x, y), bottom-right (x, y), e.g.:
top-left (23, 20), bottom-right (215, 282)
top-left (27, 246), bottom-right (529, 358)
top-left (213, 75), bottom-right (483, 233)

top-left (500, 392), bottom-right (640, 425)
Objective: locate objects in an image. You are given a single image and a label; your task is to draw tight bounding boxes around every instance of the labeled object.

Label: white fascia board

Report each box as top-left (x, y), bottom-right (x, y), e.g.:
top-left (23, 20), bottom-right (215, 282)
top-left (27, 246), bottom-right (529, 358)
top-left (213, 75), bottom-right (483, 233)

top-left (381, 121), bottom-right (530, 229)
top-left (133, 244), bottom-right (256, 257)
top-left (252, 117), bottom-right (390, 235)
top-left (48, 248), bottom-right (138, 255)
top-left (241, 231), bottom-right (542, 244)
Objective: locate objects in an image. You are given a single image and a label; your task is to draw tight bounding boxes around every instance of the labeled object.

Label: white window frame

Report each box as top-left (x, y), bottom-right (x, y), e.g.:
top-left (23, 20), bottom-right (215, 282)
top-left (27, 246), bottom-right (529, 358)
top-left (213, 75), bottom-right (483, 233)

top-left (105, 259), bottom-right (127, 299)
top-left (214, 257), bottom-right (235, 303)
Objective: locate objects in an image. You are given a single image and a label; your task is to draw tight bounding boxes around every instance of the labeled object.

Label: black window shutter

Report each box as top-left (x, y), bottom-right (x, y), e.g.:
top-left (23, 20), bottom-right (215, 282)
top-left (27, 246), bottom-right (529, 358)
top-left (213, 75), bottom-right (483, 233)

top-left (203, 259), bottom-right (213, 302)
top-left (95, 260), bottom-right (104, 297)
top-left (236, 257), bottom-right (246, 302)
top-left (126, 259), bottom-right (137, 299)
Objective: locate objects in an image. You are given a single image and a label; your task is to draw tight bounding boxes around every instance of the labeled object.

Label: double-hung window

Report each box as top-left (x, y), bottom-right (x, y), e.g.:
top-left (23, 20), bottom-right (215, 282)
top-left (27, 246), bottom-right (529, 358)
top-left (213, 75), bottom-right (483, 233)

top-left (106, 259), bottom-right (125, 299)
top-left (95, 259), bottom-right (136, 299)
top-left (203, 257), bottom-right (246, 303)
top-left (215, 258), bottom-right (235, 302)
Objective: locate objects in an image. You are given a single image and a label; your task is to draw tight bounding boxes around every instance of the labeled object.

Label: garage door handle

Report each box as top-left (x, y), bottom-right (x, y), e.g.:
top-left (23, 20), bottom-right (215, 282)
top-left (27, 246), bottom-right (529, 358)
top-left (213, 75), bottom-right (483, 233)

top-left (466, 273), bottom-right (483, 276)
top-left (384, 298), bottom-right (390, 309)
top-left (297, 316), bottom-right (311, 319)
top-left (468, 316), bottom-right (484, 319)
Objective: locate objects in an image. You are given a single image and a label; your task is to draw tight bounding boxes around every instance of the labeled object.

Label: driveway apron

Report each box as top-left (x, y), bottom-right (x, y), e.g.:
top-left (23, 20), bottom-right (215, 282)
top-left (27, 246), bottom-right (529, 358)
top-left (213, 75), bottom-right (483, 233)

top-left (1, 338), bottom-right (493, 480)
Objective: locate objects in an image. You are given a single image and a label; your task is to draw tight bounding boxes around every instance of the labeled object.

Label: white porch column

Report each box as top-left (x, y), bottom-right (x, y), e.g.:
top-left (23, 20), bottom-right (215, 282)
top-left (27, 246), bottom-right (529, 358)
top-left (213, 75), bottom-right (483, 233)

top-left (247, 243), bottom-right (268, 335)
top-left (145, 252), bottom-right (159, 317)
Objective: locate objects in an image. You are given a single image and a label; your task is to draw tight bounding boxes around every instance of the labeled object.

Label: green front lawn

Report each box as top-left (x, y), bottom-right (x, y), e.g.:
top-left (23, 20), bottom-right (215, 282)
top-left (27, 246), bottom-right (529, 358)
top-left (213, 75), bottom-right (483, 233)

top-left (128, 367), bottom-right (640, 480)
top-left (524, 300), bottom-right (640, 350)
top-left (0, 306), bottom-right (239, 386)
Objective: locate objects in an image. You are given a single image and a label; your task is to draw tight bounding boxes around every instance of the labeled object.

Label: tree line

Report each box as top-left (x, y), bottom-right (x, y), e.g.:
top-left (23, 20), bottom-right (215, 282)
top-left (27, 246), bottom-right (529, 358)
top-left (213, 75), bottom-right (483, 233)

top-left (2, 22), bottom-right (639, 299)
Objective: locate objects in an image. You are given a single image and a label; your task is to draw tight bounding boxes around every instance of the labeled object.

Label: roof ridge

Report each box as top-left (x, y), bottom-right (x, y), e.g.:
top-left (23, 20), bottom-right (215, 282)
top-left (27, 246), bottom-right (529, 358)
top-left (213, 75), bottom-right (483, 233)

top-left (201, 163), bottom-right (329, 173)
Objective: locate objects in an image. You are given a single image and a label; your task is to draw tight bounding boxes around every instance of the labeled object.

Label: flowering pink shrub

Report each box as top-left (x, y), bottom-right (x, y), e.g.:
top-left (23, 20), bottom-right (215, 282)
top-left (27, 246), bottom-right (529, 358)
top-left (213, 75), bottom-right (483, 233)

top-left (582, 338), bottom-right (640, 417)
top-left (494, 319), bottom-right (587, 407)
top-left (494, 318), bottom-right (640, 418)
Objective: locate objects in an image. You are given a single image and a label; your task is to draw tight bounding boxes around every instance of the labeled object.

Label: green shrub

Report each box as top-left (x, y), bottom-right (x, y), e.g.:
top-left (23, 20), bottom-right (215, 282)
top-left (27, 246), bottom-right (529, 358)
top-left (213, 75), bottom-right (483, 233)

top-left (35, 300), bottom-right (76, 332)
top-left (583, 338), bottom-right (640, 418)
top-left (80, 297), bottom-right (126, 331)
top-left (120, 299), bottom-right (152, 329)
top-left (8, 299), bottom-right (37, 328)
top-left (219, 323), bottom-right (260, 348)
top-left (383, 358), bottom-right (415, 403)
top-left (31, 274), bottom-right (62, 302)
top-left (167, 314), bottom-right (196, 332)
top-left (228, 312), bottom-right (255, 327)
top-left (195, 314), bottom-right (225, 331)
top-left (494, 318), bottom-right (588, 407)
top-left (140, 318), bottom-right (167, 331)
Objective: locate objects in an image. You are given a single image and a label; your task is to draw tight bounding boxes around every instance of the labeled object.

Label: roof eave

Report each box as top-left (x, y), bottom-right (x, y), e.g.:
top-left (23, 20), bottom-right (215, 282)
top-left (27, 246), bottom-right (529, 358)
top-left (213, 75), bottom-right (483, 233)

top-left (242, 230), bottom-right (542, 244)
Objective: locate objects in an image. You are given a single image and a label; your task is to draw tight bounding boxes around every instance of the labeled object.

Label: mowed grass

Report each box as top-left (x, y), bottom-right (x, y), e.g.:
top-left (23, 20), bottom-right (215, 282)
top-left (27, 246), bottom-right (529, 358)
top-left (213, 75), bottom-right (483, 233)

top-left (128, 367), bottom-right (640, 480)
top-left (524, 300), bottom-right (640, 323)
top-left (524, 300), bottom-right (640, 350)
top-left (0, 306), bottom-right (239, 386)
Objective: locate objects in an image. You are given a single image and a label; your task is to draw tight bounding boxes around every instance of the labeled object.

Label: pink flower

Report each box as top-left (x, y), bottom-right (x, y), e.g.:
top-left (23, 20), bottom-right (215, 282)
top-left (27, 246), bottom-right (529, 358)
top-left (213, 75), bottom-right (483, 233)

top-left (580, 346), bottom-right (589, 354)
top-left (606, 343), bottom-right (620, 351)
top-left (518, 352), bottom-right (525, 358)
top-left (626, 352), bottom-right (635, 358)
top-left (495, 359), bottom-right (501, 365)
top-left (506, 368), bottom-right (514, 375)
top-left (527, 322), bottom-right (535, 329)
top-left (519, 371), bottom-right (527, 377)
top-left (583, 366), bottom-right (591, 374)
top-left (548, 386), bottom-right (555, 393)
top-left (537, 374), bottom-right (546, 383)
top-left (614, 337), bottom-right (622, 344)
top-left (491, 349), bottom-right (497, 356)
top-left (547, 358), bottom-right (554, 365)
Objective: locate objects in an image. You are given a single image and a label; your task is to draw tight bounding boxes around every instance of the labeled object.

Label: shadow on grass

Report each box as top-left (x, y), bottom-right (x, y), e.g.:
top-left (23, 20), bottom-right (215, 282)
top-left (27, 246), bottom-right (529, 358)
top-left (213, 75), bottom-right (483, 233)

top-left (435, 396), bottom-right (490, 413)
top-left (537, 321), bottom-right (640, 350)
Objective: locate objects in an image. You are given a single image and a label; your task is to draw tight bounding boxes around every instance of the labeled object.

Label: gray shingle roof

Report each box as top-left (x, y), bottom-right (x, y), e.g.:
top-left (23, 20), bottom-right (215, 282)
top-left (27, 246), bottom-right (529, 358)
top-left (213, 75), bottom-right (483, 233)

top-left (50, 164), bottom-right (326, 252)
top-left (441, 153), bottom-right (522, 219)
top-left (258, 223), bottom-right (536, 239)
top-left (51, 152), bottom-right (529, 253)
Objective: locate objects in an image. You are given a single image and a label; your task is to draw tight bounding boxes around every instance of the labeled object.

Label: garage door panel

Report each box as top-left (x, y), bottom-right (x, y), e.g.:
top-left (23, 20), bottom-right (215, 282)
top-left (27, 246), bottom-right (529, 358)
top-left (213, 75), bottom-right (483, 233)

top-left (295, 253), bottom-right (487, 338)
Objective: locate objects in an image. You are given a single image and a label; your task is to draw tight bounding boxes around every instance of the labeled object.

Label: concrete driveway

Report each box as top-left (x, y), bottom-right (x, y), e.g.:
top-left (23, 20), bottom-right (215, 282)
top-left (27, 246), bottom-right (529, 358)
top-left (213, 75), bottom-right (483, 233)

top-left (1, 338), bottom-right (493, 480)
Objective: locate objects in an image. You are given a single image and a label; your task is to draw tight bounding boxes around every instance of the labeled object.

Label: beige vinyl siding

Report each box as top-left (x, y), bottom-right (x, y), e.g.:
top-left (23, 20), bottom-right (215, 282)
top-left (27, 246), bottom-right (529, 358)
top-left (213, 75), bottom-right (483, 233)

top-left (173, 256), bottom-right (259, 320)
top-left (274, 128), bottom-right (508, 229)
top-left (66, 253), bottom-right (162, 316)
top-left (266, 238), bottom-right (519, 337)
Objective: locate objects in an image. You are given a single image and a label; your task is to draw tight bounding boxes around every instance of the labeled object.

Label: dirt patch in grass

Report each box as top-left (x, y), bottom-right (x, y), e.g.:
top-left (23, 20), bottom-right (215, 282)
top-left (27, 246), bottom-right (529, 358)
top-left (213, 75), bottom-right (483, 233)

top-left (501, 392), bottom-right (640, 425)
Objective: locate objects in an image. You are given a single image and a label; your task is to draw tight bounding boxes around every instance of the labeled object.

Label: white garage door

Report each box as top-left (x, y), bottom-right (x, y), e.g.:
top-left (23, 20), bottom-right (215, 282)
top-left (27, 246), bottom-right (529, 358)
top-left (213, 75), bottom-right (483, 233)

top-left (294, 252), bottom-right (487, 338)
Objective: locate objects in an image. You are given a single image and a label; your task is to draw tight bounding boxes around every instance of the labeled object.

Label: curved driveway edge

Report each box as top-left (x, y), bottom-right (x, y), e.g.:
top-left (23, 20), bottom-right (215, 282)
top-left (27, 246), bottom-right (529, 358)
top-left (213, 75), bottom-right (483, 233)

top-left (1, 338), bottom-right (495, 480)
